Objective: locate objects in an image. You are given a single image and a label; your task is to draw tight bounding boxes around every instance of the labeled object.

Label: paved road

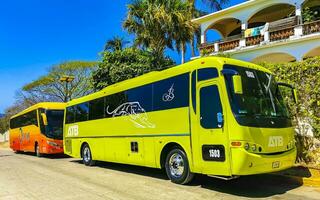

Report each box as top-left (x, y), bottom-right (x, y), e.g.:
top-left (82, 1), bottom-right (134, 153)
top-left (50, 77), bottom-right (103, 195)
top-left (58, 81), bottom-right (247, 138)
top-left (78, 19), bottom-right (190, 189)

top-left (0, 148), bottom-right (319, 200)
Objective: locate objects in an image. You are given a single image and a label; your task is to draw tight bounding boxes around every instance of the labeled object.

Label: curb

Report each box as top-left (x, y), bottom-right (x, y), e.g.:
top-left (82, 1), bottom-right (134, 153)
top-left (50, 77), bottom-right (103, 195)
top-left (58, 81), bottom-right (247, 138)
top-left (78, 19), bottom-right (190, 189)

top-left (274, 168), bottom-right (320, 187)
top-left (288, 175), bottom-right (320, 187)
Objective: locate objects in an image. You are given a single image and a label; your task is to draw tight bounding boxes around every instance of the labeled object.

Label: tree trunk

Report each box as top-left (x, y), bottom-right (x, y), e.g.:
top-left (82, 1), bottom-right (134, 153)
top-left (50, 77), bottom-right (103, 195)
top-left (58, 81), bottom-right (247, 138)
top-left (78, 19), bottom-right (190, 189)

top-left (191, 37), bottom-right (195, 58)
top-left (181, 44), bottom-right (185, 64)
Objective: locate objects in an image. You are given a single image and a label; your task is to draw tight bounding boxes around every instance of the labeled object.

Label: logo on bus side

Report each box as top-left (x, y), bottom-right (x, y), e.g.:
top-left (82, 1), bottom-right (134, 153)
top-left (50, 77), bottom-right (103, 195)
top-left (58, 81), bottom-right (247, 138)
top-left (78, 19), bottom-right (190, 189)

top-left (162, 84), bottom-right (175, 102)
top-left (67, 125), bottom-right (79, 137)
top-left (268, 136), bottom-right (283, 147)
top-left (106, 102), bottom-right (155, 129)
top-left (19, 128), bottom-right (30, 143)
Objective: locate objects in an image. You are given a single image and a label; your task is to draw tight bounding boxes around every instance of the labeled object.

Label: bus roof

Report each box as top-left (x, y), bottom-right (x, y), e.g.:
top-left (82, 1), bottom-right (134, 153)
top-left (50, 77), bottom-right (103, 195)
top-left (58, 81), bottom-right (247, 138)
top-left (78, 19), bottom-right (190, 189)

top-left (11, 102), bottom-right (66, 119)
top-left (67, 57), bottom-right (270, 106)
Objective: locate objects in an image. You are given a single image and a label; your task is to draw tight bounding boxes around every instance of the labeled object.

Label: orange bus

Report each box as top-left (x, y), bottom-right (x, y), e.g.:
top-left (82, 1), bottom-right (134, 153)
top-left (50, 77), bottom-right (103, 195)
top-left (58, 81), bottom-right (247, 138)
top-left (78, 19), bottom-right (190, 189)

top-left (9, 102), bottom-right (66, 156)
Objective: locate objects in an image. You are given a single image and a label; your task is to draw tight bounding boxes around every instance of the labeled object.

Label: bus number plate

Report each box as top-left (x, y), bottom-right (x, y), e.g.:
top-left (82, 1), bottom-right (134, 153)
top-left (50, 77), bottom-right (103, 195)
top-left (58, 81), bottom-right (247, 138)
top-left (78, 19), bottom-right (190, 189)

top-left (272, 161), bottom-right (280, 169)
top-left (202, 145), bottom-right (225, 162)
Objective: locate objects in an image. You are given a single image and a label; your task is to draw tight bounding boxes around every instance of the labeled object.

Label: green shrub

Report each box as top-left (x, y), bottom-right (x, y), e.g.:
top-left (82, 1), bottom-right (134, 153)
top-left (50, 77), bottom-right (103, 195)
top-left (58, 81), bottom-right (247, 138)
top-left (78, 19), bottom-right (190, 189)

top-left (260, 57), bottom-right (320, 163)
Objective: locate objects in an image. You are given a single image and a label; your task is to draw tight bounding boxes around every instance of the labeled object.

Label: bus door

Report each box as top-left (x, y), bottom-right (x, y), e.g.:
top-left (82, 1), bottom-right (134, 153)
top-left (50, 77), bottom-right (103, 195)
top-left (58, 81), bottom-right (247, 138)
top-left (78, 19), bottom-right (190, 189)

top-left (194, 80), bottom-right (231, 175)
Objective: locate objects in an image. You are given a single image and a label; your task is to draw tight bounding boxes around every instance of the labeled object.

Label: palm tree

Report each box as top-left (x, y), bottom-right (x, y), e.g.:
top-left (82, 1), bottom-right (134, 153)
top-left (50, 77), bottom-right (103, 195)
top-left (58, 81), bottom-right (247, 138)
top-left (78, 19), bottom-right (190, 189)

top-left (188, 0), bottom-right (229, 57)
top-left (200, 0), bottom-right (229, 11)
top-left (104, 36), bottom-right (129, 52)
top-left (123, 0), bottom-right (229, 63)
top-left (124, 0), bottom-right (198, 63)
top-left (167, 0), bottom-right (198, 63)
top-left (123, 0), bottom-right (172, 57)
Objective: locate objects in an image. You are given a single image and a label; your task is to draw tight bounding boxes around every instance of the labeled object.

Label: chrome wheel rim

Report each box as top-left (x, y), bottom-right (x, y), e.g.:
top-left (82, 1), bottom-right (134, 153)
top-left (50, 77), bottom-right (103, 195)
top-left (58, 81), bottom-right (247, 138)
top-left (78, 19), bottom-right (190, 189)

top-left (83, 147), bottom-right (91, 163)
top-left (169, 153), bottom-right (184, 177)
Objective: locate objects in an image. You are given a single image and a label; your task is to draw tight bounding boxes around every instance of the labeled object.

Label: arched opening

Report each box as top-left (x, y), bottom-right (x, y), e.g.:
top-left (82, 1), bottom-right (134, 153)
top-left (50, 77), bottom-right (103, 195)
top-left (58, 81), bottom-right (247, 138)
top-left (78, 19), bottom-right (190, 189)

top-left (206, 18), bottom-right (242, 39)
top-left (302, 0), bottom-right (320, 22)
top-left (204, 18), bottom-right (241, 52)
top-left (248, 4), bottom-right (296, 28)
top-left (252, 52), bottom-right (296, 64)
top-left (302, 0), bottom-right (320, 35)
top-left (303, 46), bottom-right (320, 59)
top-left (247, 4), bottom-right (296, 43)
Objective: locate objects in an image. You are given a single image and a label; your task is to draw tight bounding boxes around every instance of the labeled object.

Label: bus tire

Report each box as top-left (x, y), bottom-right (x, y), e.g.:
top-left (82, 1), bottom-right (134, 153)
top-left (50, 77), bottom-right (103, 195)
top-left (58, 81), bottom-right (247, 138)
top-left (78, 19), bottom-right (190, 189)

top-left (35, 144), bottom-right (42, 157)
top-left (165, 148), bottom-right (194, 185)
top-left (82, 143), bottom-right (96, 166)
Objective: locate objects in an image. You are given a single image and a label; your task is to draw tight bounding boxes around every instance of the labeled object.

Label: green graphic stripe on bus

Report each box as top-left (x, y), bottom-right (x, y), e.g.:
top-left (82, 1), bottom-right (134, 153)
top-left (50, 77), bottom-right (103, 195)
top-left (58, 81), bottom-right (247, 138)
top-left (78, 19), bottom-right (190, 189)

top-left (65, 133), bottom-right (191, 139)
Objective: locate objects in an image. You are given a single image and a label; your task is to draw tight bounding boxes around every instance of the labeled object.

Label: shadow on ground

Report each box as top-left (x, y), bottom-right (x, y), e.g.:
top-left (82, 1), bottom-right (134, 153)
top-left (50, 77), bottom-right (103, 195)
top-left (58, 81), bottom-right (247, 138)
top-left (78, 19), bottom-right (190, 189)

top-left (71, 159), bottom-right (304, 198)
top-left (15, 151), bottom-right (70, 159)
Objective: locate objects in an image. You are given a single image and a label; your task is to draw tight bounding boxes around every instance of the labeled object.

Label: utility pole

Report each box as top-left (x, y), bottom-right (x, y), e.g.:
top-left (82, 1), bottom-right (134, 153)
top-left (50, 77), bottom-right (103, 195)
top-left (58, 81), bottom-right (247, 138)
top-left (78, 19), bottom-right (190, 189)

top-left (60, 75), bottom-right (75, 102)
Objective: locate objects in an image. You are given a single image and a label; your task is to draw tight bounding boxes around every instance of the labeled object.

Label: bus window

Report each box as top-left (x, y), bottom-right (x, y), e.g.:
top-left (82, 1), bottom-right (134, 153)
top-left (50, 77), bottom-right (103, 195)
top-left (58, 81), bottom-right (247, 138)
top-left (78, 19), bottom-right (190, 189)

top-left (200, 85), bottom-right (223, 129)
top-left (192, 71), bottom-right (197, 113)
top-left (198, 68), bottom-right (218, 81)
top-left (75, 103), bottom-right (89, 122)
top-left (89, 97), bottom-right (105, 120)
top-left (66, 106), bottom-right (75, 124)
top-left (46, 110), bottom-right (64, 140)
top-left (153, 73), bottom-right (189, 111)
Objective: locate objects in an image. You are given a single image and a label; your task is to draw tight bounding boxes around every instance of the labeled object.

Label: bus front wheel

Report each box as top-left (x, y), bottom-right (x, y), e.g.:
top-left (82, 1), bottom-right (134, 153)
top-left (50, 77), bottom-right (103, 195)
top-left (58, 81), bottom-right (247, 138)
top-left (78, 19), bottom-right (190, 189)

top-left (35, 144), bottom-right (41, 157)
top-left (82, 144), bottom-right (96, 166)
top-left (165, 148), bottom-right (194, 185)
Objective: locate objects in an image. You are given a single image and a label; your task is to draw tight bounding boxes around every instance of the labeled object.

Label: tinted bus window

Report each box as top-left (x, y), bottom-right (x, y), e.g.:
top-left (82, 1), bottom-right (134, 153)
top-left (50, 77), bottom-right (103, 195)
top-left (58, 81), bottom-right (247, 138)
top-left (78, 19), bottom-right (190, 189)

top-left (198, 68), bottom-right (218, 81)
top-left (105, 92), bottom-right (128, 118)
top-left (89, 97), bottom-right (105, 120)
top-left (153, 73), bottom-right (189, 111)
top-left (75, 103), bottom-right (89, 122)
top-left (200, 85), bottom-right (223, 129)
top-left (10, 110), bottom-right (38, 129)
top-left (192, 71), bottom-right (196, 113)
top-left (126, 84), bottom-right (153, 112)
top-left (66, 106), bottom-right (75, 124)
top-left (46, 110), bottom-right (64, 140)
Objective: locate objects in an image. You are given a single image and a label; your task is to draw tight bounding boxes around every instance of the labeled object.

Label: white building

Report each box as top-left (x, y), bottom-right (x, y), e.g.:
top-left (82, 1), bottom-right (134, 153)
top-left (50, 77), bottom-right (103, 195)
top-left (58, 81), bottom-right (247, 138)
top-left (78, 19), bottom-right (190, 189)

top-left (0, 131), bottom-right (9, 142)
top-left (192, 0), bottom-right (320, 63)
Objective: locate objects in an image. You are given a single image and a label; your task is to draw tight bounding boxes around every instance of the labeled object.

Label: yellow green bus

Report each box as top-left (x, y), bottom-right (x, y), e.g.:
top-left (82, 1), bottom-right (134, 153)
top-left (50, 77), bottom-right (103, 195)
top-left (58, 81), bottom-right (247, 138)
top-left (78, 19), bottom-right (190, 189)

top-left (63, 57), bottom-right (297, 184)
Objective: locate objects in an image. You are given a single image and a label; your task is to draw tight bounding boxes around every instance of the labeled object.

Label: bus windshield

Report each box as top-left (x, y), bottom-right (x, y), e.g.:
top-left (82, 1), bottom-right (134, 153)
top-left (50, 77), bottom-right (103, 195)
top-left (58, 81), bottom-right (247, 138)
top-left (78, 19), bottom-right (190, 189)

top-left (45, 110), bottom-right (64, 140)
top-left (224, 64), bottom-right (291, 128)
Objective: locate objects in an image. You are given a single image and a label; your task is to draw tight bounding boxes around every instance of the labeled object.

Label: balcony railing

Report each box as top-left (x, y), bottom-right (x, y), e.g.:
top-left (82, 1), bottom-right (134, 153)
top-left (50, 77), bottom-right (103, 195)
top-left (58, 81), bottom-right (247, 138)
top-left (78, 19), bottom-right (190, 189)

top-left (303, 20), bottom-right (320, 35)
top-left (270, 27), bottom-right (295, 42)
top-left (269, 16), bottom-right (297, 42)
top-left (246, 35), bottom-right (264, 47)
top-left (219, 39), bottom-right (240, 51)
top-left (199, 16), bottom-right (320, 55)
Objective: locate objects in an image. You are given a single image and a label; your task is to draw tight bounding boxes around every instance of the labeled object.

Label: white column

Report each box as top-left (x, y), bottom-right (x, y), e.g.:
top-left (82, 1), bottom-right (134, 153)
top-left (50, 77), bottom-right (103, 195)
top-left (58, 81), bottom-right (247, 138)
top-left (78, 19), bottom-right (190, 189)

top-left (214, 42), bottom-right (219, 52)
top-left (294, 3), bottom-right (303, 37)
top-left (200, 24), bottom-right (207, 44)
top-left (240, 22), bottom-right (247, 47)
top-left (201, 31), bottom-right (206, 44)
top-left (264, 31), bottom-right (270, 42)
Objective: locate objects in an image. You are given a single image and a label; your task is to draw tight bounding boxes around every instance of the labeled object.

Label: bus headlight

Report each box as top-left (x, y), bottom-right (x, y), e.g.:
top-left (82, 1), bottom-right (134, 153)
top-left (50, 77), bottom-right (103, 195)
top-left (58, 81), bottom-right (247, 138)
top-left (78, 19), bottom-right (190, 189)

top-left (47, 141), bottom-right (58, 147)
top-left (244, 143), bottom-right (250, 150)
top-left (251, 144), bottom-right (257, 151)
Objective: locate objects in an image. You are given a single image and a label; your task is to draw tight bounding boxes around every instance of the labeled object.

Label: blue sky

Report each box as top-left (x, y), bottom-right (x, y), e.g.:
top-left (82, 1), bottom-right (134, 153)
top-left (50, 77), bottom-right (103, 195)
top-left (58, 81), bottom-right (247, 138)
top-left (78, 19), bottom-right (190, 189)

top-left (0, 0), bottom-right (243, 113)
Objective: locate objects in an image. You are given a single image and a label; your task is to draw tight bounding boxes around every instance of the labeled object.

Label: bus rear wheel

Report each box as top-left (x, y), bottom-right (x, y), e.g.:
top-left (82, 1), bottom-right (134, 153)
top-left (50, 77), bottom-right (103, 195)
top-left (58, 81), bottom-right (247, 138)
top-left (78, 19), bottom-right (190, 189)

top-left (165, 148), bottom-right (194, 185)
top-left (82, 144), bottom-right (96, 166)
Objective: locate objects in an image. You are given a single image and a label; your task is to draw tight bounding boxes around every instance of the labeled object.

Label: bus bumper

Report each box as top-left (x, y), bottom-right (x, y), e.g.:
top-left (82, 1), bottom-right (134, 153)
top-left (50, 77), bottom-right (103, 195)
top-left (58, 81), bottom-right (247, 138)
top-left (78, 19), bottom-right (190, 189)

top-left (231, 147), bottom-right (297, 176)
top-left (42, 143), bottom-right (64, 154)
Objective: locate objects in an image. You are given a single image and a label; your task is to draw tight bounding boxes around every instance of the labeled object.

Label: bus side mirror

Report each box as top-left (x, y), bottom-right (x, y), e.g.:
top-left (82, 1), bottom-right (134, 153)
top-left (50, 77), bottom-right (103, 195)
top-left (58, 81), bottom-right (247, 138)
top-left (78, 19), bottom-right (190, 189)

top-left (277, 82), bottom-right (298, 104)
top-left (233, 75), bottom-right (243, 94)
top-left (41, 113), bottom-right (48, 126)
